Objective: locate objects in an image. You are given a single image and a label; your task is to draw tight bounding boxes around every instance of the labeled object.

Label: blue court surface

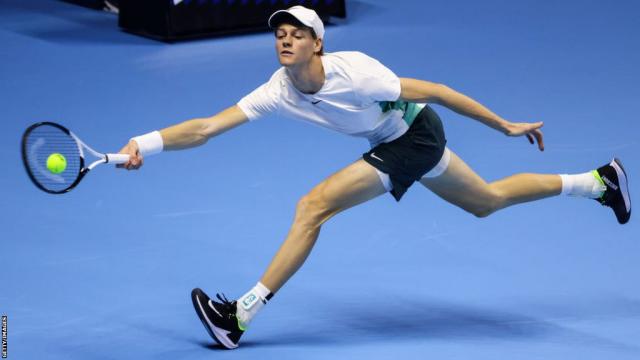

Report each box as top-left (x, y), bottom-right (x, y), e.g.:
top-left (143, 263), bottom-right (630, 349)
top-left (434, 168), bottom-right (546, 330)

top-left (1, 0), bottom-right (639, 359)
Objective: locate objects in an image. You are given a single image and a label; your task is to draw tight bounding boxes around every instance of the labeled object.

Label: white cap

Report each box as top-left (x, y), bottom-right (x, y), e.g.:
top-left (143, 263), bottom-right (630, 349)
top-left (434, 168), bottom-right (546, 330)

top-left (268, 5), bottom-right (325, 39)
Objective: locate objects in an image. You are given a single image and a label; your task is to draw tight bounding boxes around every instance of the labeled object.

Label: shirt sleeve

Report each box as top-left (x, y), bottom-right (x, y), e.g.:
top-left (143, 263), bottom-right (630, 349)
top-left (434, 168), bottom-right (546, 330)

top-left (237, 76), bottom-right (280, 121)
top-left (349, 52), bottom-right (401, 104)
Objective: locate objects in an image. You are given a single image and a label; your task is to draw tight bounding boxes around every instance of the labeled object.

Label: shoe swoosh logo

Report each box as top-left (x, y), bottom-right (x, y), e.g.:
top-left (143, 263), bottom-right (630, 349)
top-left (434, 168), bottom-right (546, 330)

top-left (196, 295), bottom-right (223, 319)
top-left (207, 300), bottom-right (224, 318)
top-left (371, 152), bottom-right (384, 162)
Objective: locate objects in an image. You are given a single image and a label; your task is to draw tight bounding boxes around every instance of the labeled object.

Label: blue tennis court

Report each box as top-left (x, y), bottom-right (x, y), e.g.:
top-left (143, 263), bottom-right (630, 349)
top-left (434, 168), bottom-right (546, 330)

top-left (2, 0), bottom-right (639, 359)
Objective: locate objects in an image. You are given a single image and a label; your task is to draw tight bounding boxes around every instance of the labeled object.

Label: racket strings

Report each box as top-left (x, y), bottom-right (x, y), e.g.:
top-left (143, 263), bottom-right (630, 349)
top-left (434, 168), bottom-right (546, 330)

top-left (23, 124), bottom-right (83, 193)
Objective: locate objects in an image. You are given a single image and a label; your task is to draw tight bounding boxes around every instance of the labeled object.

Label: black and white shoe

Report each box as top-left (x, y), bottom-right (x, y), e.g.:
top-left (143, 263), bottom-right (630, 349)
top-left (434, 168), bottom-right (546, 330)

top-left (595, 158), bottom-right (631, 224)
top-left (191, 288), bottom-right (244, 349)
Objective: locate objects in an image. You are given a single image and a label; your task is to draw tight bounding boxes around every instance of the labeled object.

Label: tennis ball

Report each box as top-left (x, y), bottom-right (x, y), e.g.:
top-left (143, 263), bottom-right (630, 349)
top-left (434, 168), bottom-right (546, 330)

top-left (46, 153), bottom-right (67, 174)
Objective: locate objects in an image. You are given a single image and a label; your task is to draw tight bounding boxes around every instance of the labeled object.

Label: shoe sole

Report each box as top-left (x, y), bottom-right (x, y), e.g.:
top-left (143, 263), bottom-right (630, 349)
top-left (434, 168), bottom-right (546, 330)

top-left (611, 158), bottom-right (631, 224)
top-left (191, 288), bottom-right (239, 349)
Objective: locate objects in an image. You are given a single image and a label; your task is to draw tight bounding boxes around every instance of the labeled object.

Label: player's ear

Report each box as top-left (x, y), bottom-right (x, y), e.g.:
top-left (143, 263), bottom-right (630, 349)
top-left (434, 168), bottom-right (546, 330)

top-left (314, 38), bottom-right (323, 55)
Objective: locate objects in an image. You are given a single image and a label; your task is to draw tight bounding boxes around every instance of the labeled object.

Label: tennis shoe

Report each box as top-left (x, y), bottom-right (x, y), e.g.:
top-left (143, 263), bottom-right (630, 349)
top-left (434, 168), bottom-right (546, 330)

top-left (594, 158), bottom-right (631, 224)
top-left (191, 288), bottom-right (244, 349)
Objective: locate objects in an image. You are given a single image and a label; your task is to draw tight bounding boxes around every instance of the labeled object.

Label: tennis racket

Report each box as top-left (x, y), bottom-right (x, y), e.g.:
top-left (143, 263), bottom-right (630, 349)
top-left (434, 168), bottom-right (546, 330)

top-left (21, 122), bottom-right (130, 194)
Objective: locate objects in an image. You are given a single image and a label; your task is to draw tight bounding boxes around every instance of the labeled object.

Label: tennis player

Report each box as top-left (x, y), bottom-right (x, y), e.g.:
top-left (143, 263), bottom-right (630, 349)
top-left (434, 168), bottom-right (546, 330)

top-left (117, 6), bottom-right (631, 349)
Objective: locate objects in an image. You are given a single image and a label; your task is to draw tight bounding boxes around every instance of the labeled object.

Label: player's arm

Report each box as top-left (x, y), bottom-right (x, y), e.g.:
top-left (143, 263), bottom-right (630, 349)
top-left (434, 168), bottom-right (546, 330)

top-left (118, 105), bottom-right (249, 170)
top-left (398, 77), bottom-right (544, 150)
top-left (160, 105), bottom-right (248, 150)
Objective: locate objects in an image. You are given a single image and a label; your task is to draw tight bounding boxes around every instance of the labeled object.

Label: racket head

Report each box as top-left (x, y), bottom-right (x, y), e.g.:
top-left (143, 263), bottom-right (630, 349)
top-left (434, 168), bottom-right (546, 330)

top-left (21, 122), bottom-right (87, 194)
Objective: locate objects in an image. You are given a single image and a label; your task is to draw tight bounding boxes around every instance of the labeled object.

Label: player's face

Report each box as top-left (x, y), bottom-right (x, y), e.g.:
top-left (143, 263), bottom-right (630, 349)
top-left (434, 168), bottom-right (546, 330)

top-left (275, 24), bottom-right (321, 66)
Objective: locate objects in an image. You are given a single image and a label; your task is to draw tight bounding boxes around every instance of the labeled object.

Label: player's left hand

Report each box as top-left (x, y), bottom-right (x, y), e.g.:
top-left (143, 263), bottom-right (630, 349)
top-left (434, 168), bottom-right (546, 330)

top-left (504, 121), bottom-right (545, 151)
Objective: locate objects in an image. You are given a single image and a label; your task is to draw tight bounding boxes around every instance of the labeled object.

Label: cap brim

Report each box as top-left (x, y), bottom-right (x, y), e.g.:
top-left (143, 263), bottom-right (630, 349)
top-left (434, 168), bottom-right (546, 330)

top-left (268, 11), bottom-right (307, 29)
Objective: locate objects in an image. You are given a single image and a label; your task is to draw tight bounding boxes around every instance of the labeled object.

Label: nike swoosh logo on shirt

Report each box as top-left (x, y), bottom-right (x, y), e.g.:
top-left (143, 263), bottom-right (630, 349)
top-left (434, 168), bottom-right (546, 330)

top-left (311, 100), bottom-right (322, 105)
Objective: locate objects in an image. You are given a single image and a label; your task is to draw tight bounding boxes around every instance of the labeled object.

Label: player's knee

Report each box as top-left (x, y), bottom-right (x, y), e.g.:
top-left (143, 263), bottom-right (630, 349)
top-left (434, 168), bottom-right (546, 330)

top-left (295, 192), bottom-right (333, 226)
top-left (468, 190), bottom-right (505, 218)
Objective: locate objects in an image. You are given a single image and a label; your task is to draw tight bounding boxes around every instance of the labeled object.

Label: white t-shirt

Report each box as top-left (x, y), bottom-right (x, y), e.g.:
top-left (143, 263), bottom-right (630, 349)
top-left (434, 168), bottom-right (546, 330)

top-left (237, 51), bottom-right (407, 146)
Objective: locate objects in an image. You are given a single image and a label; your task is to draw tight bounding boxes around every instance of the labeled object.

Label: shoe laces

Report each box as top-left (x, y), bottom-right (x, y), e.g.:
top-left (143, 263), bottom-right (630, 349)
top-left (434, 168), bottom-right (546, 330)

top-left (215, 293), bottom-right (237, 317)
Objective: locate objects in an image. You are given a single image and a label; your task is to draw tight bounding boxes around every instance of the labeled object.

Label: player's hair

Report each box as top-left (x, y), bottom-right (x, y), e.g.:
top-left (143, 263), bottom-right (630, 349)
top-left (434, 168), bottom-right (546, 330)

top-left (307, 28), bottom-right (324, 56)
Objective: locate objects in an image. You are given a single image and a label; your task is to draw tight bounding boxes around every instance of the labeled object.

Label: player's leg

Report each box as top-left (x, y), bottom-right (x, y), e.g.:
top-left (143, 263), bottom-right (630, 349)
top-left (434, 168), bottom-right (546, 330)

top-left (191, 159), bottom-right (387, 349)
top-left (420, 150), bottom-right (630, 221)
top-left (420, 149), bottom-right (562, 217)
top-left (260, 158), bottom-right (387, 292)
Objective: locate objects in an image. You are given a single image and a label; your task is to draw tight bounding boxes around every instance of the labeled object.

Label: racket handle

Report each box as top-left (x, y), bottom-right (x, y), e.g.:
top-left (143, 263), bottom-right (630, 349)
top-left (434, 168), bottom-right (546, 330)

top-left (105, 153), bottom-right (131, 164)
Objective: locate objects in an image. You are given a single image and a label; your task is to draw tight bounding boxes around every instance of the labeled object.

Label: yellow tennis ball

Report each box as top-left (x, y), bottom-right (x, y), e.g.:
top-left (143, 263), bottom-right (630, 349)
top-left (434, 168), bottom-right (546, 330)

top-left (46, 153), bottom-right (67, 174)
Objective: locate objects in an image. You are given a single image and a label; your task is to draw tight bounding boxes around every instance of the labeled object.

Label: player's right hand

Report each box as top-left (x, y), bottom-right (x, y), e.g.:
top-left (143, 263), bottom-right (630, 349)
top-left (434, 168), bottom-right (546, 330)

top-left (116, 140), bottom-right (144, 170)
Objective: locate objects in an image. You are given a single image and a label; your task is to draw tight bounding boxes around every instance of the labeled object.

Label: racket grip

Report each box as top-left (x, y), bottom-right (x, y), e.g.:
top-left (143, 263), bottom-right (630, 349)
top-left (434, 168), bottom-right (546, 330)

top-left (105, 153), bottom-right (130, 164)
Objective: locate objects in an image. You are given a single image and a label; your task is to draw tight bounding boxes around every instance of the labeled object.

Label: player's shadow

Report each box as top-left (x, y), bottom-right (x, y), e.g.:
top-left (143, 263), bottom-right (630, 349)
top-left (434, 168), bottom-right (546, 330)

top-left (124, 297), bottom-right (639, 351)
top-left (248, 300), bottom-right (553, 347)
top-left (245, 298), bottom-right (638, 349)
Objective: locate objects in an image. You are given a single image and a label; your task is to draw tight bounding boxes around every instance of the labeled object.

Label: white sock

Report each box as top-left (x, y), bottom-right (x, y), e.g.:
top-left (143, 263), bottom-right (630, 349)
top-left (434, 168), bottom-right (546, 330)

top-left (559, 171), bottom-right (605, 198)
top-left (236, 282), bottom-right (272, 330)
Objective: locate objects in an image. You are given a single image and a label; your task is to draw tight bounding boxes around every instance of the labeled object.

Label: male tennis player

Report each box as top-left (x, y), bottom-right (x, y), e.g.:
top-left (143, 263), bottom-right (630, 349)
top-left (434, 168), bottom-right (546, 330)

top-left (117, 6), bottom-right (631, 349)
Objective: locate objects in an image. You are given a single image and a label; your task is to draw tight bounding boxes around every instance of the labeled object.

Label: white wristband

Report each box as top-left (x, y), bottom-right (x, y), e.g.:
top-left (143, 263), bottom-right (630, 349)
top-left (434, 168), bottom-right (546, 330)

top-left (131, 131), bottom-right (163, 156)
